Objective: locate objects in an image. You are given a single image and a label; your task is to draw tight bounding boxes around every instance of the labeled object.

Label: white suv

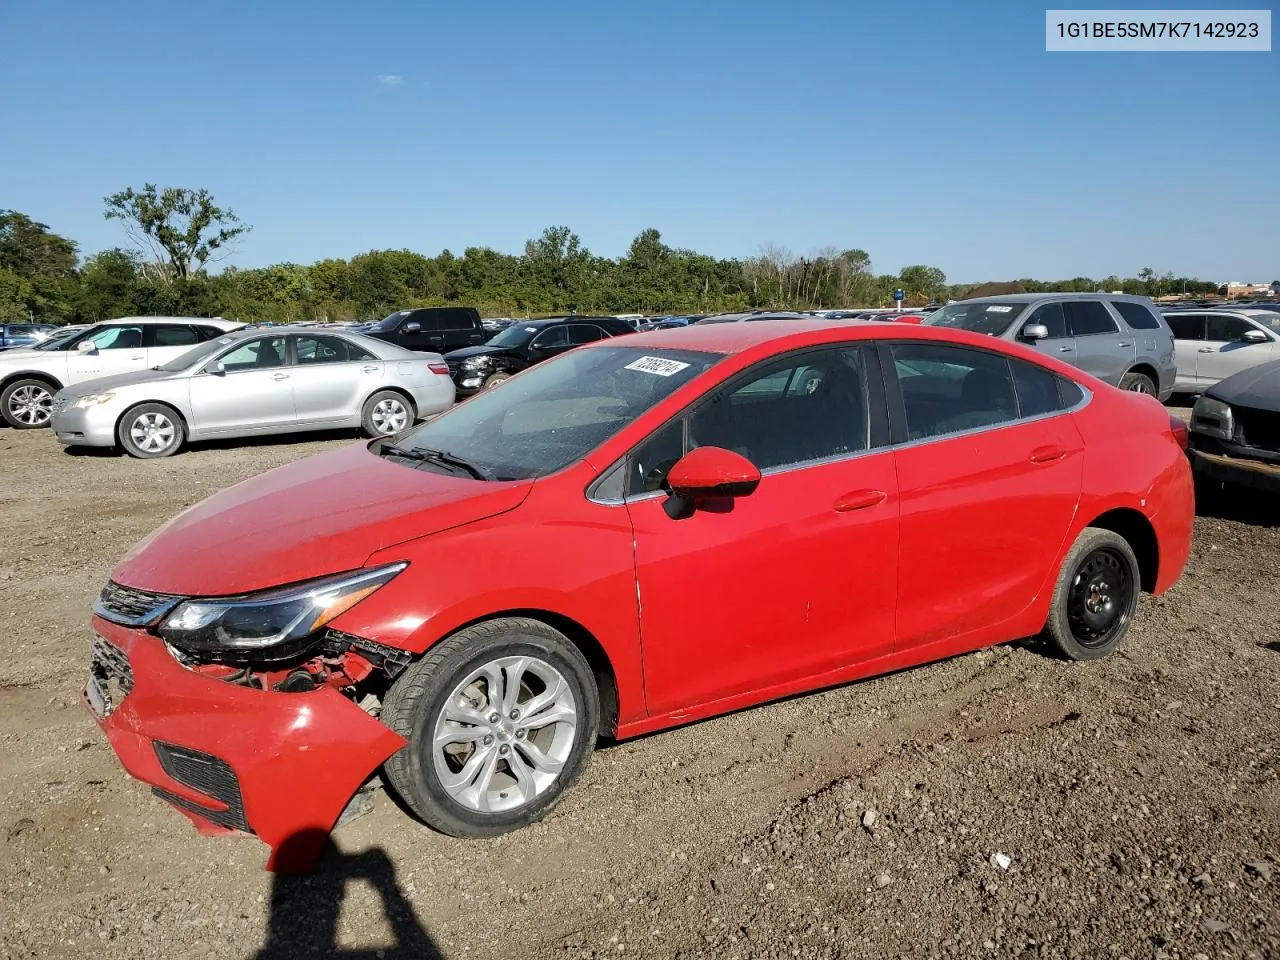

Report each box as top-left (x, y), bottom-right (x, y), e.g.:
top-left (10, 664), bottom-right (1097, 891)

top-left (0, 317), bottom-right (242, 428)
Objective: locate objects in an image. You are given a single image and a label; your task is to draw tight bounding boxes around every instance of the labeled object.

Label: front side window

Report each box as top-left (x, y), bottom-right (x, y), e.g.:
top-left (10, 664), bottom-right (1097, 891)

top-left (893, 343), bottom-right (1017, 440)
top-left (390, 347), bottom-right (719, 480)
top-left (1065, 301), bottom-right (1119, 337)
top-left (219, 337), bottom-right (287, 372)
top-left (1023, 302), bottom-right (1068, 339)
top-left (1205, 315), bottom-right (1253, 342)
top-left (88, 325), bottom-right (144, 350)
top-left (532, 327), bottom-right (570, 349)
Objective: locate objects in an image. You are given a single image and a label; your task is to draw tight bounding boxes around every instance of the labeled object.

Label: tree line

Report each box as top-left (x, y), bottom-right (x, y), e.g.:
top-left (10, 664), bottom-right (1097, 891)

top-left (0, 186), bottom-right (1225, 326)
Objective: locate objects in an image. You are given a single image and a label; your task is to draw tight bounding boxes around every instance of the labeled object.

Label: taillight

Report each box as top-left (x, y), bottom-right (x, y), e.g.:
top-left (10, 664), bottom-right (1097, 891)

top-left (428, 363), bottom-right (450, 376)
top-left (1169, 415), bottom-right (1189, 450)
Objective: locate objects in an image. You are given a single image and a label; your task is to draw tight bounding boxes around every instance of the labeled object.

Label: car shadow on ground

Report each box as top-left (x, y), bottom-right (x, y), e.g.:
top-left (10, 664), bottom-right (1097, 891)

top-left (254, 832), bottom-right (443, 960)
top-left (59, 428), bottom-right (364, 458)
top-left (1195, 483), bottom-right (1280, 528)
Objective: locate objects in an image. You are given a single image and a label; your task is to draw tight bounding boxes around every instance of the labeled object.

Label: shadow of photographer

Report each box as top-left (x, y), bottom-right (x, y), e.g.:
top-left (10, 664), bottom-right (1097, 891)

top-left (255, 830), bottom-right (442, 959)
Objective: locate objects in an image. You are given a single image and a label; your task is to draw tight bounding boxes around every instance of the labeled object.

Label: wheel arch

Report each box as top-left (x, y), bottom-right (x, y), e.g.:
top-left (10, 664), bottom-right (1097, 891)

top-left (428, 608), bottom-right (620, 738)
top-left (1, 370), bottom-right (63, 392)
top-left (1084, 507), bottom-right (1159, 593)
top-left (364, 385), bottom-right (417, 417)
top-left (1124, 362), bottom-right (1160, 388)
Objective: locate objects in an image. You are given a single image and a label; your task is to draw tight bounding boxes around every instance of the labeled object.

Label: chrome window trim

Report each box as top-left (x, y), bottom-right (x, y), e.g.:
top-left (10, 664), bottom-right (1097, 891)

top-left (588, 383), bottom-right (1094, 506)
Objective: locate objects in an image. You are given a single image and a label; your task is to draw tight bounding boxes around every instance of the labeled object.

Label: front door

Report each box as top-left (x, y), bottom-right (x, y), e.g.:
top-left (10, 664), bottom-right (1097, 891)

top-left (888, 342), bottom-right (1085, 651)
top-left (627, 346), bottom-right (900, 716)
top-left (189, 336), bottom-right (295, 434)
top-left (1196, 313), bottom-right (1279, 386)
top-left (1018, 301), bottom-right (1077, 368)
top-left (65, 323), bottom-right (149, 384)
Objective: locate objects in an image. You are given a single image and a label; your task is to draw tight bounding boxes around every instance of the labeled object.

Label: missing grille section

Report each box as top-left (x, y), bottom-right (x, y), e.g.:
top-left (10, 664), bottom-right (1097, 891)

top-left (152, 742), bottom-right (251, 834)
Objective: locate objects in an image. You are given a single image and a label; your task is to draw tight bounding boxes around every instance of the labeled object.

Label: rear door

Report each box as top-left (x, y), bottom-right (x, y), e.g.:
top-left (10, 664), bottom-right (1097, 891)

top-left (188, 336), bottom-right (295, 434)
top-left (888, 342), bottom-right (1084, 653)
top-left (1164, 312), bottom-right (1205, 389)
top-left (1065, 300), bottom-right (1133, 385)
top-left (289, 334), bottom-right (381, 423)
top-left (144, 323), bottom-right (204, 367)
top-left (1196, 313), bottom-right (1279, 385)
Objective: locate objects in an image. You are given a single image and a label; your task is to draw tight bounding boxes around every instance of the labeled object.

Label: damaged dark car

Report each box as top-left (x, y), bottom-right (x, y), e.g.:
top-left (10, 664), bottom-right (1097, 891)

top-left (1188, 358), bottom-right (1280, 495)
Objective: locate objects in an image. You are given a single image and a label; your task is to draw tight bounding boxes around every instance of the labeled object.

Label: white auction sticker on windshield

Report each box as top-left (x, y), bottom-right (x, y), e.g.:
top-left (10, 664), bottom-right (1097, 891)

top-left (986, 306), bottom-right (1013, 312)
top-left (624, 355), bottom-right (691, 376)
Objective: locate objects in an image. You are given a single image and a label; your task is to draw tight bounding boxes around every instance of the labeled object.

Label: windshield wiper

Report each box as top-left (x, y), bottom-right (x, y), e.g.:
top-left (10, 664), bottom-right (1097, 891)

top-left (378, 443), bottom-right (426, 461)
top-left (417, 448), bottom-right (492, 481)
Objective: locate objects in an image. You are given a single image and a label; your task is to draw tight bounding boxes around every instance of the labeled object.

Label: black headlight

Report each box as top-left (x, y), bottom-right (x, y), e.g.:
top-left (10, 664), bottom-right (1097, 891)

top-left (157, 564), bottom-right (405, 662)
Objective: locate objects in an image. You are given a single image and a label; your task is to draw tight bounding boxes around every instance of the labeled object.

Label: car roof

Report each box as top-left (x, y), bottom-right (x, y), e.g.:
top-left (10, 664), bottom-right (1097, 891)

top-left (108, 316), bottom-right (242, 329)
top-left (955, 293), bottom-right (1153, 304)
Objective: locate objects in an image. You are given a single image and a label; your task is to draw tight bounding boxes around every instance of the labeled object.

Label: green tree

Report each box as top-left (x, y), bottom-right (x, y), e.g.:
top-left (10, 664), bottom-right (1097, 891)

top-left (74, 248), bottom-right (142, 322)
top-left (0, 211), bottom-right (79, 322)
top-left (104, 184), bottom-right (250, 281)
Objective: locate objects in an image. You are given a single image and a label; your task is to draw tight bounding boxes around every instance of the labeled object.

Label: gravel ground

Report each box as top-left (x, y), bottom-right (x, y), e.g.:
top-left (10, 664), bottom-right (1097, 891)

top-left (0, 418), bottom-right (1277, 960)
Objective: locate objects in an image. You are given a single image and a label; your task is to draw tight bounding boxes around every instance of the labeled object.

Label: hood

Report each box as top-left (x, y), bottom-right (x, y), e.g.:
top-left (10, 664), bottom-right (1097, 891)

top-left (443, 345), bottom-right (514, 361)
top-left (58, 368), bottom-right (183, 397)
top-left (1207, 360), bottom-right (1280, 413)
top-left (112, 442), bottom-right (534, 596)
top-left (0, 347), bottom-right (50, 363)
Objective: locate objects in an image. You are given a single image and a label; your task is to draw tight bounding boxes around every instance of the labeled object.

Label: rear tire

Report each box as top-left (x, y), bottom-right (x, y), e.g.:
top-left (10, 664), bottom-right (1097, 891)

top-left (362, 390), bottom-right (414, 437)
top-left (1041, 528), bottom-right (1140, 660)
top-left (1, 378), bottom-right (56, 429)
top-left (482, 371), bottom-right (512, 390)
top-left (382, 618), bottom-right (599, 838)
top-left (1120, 372), bottom-right (1156, 395)
top-left (117, 403), bottom-right (185, 458)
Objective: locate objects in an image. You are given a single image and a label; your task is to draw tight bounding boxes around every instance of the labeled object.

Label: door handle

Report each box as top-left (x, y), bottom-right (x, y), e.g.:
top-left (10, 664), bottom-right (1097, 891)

top-left (271, 373), bottom-right (290, 381)
top-left (1029, 445), bottom-right (1067, 464)
top-left (129, 355), bottom-right (145, 360)
top-left (1197, 347), bottom-right (1215, 353)
top-left (1117, 341), bottom-right (1133, 348)
top-left (833, 489), bottom-right (886, 512)
top-left (1057, 345), bottom-right (1074, 353)
top-left (362, 365), bottom-right (379, 373)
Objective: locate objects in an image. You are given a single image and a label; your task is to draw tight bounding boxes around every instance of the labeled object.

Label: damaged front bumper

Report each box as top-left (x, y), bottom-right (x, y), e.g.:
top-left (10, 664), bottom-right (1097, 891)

top-left (1188, 438), bottom-right (1280, 495)
top-left (83, 616), bottom-right (407, 873)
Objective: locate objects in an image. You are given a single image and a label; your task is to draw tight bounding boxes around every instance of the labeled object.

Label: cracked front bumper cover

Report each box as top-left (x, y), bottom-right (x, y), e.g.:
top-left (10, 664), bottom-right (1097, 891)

top-left (84, 616), bottom-right (407, 873)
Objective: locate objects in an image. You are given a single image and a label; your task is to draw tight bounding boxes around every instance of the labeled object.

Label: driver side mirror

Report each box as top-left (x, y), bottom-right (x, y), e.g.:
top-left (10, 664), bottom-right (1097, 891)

top-left (207, 361), bottom-right (226, 375)
top-left (402, 321), bottom-right (422, 334)
top-left (76, 340), bottom-right (98, 354)
top-left (663, 446), bottom-right (761, 519)
top-left (1020, 322), bottom-right (1049, 341)
top-left (1242, 329), bottom-right (1268, 344)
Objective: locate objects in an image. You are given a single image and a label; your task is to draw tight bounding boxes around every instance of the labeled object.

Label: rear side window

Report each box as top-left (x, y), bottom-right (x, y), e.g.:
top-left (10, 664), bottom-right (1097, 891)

top-left (569, 324), bottom-right (605, 345)
top-left (892, 343), bottom-right (1018, 441)
top-left (1165, 313), bottom-right (1204, 340)
top-left (193, 325), bottom-right (226, 341)
top-left (427, 309), bottom-right (478, 331)
top-left (1065, 301), bottom-right (1119, 336)
top-left (1058, 379), bottom-right (1085, 408)
top-left (149, 324), bottom-right (201, 347)
top-left (1012, 361), bottom-right (1062, 418)
top-left (1111, 301), bottom-right (1162, 330)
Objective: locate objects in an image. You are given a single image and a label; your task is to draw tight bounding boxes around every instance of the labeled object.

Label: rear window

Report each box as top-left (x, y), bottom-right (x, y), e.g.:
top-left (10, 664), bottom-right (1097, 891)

top-left (1111, 301), bottom-right (1163, 331)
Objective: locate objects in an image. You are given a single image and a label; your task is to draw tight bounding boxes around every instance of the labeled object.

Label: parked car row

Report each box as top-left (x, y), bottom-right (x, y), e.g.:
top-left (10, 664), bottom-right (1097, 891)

top-left (0, 322), bottom-right (58, 351)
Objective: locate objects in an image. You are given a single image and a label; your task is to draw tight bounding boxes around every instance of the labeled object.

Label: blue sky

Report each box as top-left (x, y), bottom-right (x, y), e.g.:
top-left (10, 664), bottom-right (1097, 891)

top-left (1, 0), bottom-right (1275, 282)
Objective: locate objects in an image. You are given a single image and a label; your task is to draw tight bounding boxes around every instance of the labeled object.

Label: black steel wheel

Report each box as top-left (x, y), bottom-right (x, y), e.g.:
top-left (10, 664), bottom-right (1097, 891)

top-left (1042, 528), bottom-right (1141, 660)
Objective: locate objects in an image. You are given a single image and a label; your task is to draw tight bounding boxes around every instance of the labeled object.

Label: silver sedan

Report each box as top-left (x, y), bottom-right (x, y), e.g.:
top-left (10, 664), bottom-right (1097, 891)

top-left (50, 328), bottom-right (456, 458)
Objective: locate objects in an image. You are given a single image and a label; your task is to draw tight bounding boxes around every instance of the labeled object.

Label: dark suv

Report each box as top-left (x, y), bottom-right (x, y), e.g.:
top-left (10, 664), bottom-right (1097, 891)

top-left (444, 316), bottom-right (635, 395)
top-left (361, 307), bottom-right (486, 354)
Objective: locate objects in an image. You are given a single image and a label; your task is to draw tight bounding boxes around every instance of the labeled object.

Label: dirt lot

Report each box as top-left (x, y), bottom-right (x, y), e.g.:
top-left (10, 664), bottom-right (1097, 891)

top-left (1, 422), bottom-right (1277, 960)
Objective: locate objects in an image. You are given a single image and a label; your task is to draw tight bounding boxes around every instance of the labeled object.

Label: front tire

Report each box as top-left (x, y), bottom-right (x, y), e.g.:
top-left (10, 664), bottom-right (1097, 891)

top-left (382, 618), bottom-right (599, 838)
top-left (117, 403), bottom-right (185, 458)
top-left (1, 378), bottom-right (56, 429)
top-left (1120, 372), bottom-right (1156, 395)
top-left (1041, 528), bottom-right (1140, 660)
top-left (482, 371), bottom-right (512, 390)
top-left (362, 390), bottom-right (414, 437)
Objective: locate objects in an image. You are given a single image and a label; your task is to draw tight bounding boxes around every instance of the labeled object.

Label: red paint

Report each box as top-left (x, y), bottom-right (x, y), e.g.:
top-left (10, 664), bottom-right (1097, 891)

top-left (89, 319), bottom-right (1194, 871)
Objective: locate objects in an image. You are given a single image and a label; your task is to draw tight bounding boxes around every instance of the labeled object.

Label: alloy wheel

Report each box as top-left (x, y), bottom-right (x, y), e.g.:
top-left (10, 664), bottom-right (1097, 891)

top-left (129, 412), bottom-right (176, 453)
top-left (371, 397), bottom-right (409, 434)
top-left (1127, 380), bottom-right (1154, 394)
top-left (432, 655), bottom-right (578, 814)
top-left (7, 385), bottom-right (53, 426)
top-left (1065, 548), bottom-right (1133, 648)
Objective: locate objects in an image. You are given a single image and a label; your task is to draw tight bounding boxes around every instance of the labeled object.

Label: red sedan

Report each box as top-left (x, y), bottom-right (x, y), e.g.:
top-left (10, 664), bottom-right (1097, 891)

top-left (85, 320), bottom-right (1193, 871)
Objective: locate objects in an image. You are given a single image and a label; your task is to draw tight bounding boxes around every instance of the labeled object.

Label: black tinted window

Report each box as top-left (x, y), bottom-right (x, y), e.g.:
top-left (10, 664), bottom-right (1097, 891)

top-left (424, 309), bottom-right (476, 331)
top-left (149, 325), bottom-right (200, 347)
top-left (627, 418), bottom-right (685, 496)
top-left (1165, 313), bottom-right (1204, 340)
top-left (569, 324), bottom-right (605, 345)
top-left (1013, 360), bottom-right (1065, 418)
top-left (1058, 379), bottom-right (1085, 408)
top-left (193, 325), bottom-right (225, 341)
top-left (1023, 302), bottom-right (1068, 339)
top-left (1205, 315), bottom-right (1252, 342)
top-left (1111, 301), bottom-right (1162, 330)
top-left (687, 348), bottom-right (870, 471)
top-left (1065, 301), bottom-right (1119, 336)
top-left (892, 344), bottom-right (1017, 441)
top-left (533, 327), bottom-right (570, 349)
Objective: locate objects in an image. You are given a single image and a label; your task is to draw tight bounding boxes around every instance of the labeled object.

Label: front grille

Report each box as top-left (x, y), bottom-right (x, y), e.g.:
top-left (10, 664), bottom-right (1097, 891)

top-left (94, 580), bottom-right (181, 627)
top-left (85, 634), bottom-right (134, 718)
top-left (152, 743), bottom-right (252, 833)
top-left (1234, 405), bottom-right (1280, 453)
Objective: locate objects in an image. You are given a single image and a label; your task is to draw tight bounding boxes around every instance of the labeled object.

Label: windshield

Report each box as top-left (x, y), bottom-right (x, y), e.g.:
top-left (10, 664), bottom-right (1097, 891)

top-left (33, 327), bottom-right (92, 351)
top-left (390, 346), bottom-right (720, 480)
top-left (486, 324), bottom-right (542, 348)
top-left (156, 336), bottom-right (239, 372)
top-left (1249, 313), bottom-right (1280, 332)
top-left (922, 301), bottom-right (1029, 336)
top-left (367, 311), bottom-right (410, 333)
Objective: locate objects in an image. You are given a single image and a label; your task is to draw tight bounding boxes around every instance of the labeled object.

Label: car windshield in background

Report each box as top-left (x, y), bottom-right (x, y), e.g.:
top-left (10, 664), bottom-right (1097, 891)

top-left (390, 346), bottom-right (720, 480)
top-left (368, 311), bottom-right (410, 333)
top-left (485, 324), bottom-right (542, 348)
top-left (155, 337), bottom-right (237, 371)
top-left (923, 302), bottom-right (1028, 336)
top-left (35, 326), bottom-right (96, 350)
top-left (1250, 313), bottom-right (1280, 331)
